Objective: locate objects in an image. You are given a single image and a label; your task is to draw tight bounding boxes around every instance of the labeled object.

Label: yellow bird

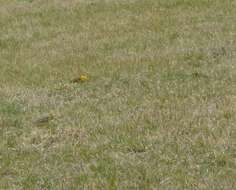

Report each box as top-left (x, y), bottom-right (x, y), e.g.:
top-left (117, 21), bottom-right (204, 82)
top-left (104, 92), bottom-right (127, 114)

top-left (71, 75), bottom-right (89, 83)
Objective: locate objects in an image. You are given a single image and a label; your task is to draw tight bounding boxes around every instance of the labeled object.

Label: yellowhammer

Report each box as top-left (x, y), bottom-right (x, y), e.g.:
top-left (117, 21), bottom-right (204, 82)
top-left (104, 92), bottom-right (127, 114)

top-left (71, 75), bottom-right (89, 83)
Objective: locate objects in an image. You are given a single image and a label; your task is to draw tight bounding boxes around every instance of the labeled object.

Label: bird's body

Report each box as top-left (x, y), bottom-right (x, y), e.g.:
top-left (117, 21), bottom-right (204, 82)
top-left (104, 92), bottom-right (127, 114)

top-left (71, 75), bottom-right (89, 83)
top-left (34, 114), bottom-right (54, 126)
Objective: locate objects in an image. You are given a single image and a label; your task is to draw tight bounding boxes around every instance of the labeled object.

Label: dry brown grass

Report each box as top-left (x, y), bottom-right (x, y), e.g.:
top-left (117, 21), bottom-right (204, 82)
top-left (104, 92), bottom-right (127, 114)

top-left (0, 0), bottom-right (236, 189)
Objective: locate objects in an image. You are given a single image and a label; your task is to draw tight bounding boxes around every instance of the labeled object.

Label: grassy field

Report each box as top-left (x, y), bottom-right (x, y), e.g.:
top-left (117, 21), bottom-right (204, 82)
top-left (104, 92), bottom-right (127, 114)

top-left (0, 0), bottom-right (236, 189)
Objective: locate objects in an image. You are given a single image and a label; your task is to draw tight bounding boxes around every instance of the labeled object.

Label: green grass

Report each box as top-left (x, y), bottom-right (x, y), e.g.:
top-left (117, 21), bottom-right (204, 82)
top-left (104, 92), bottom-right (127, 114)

top-left (0, 0), bottom-right (236, 189)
